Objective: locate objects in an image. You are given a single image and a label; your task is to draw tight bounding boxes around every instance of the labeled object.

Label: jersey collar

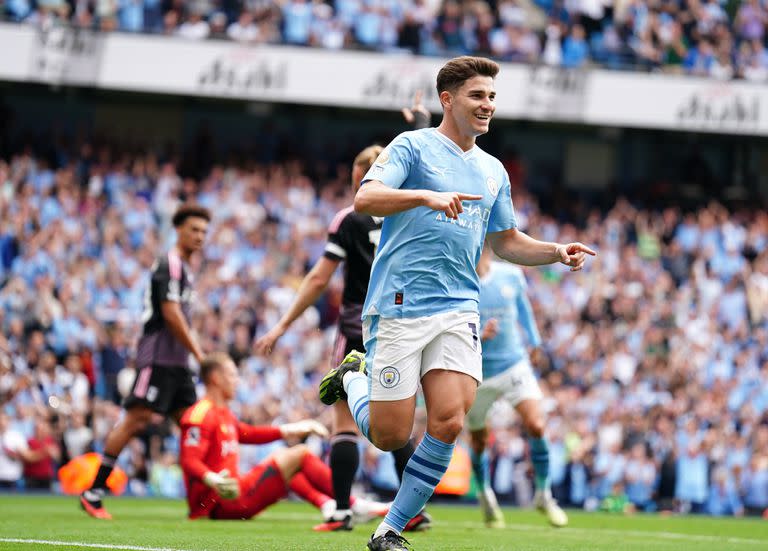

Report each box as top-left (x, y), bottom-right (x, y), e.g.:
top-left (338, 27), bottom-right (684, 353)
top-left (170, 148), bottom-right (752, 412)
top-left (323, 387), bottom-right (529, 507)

top-left (432, 128), bottom-right (476, 160)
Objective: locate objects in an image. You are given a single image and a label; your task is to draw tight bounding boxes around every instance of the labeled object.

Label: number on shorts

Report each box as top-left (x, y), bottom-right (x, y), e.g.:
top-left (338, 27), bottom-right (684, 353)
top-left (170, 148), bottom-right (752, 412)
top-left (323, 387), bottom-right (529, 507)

top-left (468, 322), bottom-right (478, 350)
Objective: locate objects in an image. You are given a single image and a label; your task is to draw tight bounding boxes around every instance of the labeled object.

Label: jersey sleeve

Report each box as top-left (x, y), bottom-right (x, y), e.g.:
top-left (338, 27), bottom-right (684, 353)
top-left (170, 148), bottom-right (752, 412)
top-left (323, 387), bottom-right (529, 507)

top-left (155, 256), bottom-right (182, 303)
top-left (487, 169), bottom-right (517, 233)
top-left (324, 209), bottom-right (352, 261)
top-left (361, 133), bottom-right (413, 190)
top-left (180, 412), bottom-right (213, 481)
top-left (236, 422), bottom-right (283, 445)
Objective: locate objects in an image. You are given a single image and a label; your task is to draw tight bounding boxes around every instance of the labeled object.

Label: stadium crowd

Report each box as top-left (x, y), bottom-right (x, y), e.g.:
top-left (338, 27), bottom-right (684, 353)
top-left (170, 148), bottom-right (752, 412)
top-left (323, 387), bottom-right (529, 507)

top-left (2, 0), bottom-right (768, 80)
top-left (0, 142), bottom-right (767, 517)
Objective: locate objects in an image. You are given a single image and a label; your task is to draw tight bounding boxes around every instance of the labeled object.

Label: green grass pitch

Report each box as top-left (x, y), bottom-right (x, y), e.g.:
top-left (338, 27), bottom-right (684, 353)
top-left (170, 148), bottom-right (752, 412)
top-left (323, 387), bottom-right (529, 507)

top-left (0, 496), bottom-right (766, 551)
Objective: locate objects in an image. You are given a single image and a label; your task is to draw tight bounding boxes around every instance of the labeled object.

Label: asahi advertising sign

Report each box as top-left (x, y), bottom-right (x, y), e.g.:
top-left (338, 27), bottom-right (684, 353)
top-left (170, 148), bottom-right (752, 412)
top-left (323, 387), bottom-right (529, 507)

top-left (359, 57), bottom-right (440, 110)
top-left (526, 66), bottom-right (588, 121)
top-left (30, 25), bottom-right (103, 85)
top-left (676, 84), bottom-right (761, 132)
top-left (586, 71), bottom-right (768, 135)
top-left (0, 23), bottom-right (766, 135)
top-left (197, 53), bottom-right (288, 97)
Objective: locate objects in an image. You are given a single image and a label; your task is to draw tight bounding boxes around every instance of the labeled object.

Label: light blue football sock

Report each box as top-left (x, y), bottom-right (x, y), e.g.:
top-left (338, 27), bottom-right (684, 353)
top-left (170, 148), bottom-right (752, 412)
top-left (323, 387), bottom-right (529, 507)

top-left (343, 371), bottom-right (370, 440)
top-left (382, 432), bottom-right (455, 534)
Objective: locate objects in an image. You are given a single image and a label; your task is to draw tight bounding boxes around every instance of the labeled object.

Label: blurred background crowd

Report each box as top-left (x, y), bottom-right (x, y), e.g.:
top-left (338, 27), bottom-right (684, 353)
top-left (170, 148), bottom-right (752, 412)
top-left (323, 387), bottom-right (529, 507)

top-left (0, 135), bottom-right (766, 516)
top-left (2, 0), bottom-right (768, 80)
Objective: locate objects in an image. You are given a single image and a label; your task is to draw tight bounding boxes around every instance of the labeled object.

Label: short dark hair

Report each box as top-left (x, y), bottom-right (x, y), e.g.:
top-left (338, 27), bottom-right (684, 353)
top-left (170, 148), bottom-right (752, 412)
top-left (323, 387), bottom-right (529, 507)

top-left (172, 203), bottom-right (211, 228)
top-left (436, 56), bottom-right (499, 95)
top-left (200, 352), bottom-right (231, 384)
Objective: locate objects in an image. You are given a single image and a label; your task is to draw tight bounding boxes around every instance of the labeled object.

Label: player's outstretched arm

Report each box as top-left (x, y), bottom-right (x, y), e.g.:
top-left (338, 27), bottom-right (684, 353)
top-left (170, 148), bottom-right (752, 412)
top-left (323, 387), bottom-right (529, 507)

top-left (254, 257), bottom-right (339, 355)
top-left (237, 422), bottom-right (284, 444)
top-left (487, 228), bottom-right (596, 271)
top-left (237, 420), bottom-right (328, 444)
top-left (355, 181), bottom-right (482, 219)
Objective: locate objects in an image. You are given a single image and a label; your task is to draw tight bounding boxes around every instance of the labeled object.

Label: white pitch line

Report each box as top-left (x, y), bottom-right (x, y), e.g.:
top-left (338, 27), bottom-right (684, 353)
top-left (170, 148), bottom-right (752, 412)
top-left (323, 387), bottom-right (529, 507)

top-left (0, 538), bottom-right (194, 551)
top-left (505, 524), bottom-right (768, 546)
top-left (262, 512), bottom-right (768, 546)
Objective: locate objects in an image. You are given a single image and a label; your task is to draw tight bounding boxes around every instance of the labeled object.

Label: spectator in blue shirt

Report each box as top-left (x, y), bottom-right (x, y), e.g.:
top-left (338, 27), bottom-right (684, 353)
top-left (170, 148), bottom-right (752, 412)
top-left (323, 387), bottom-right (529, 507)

top-left (706, 467), bottom-right (743, 516)
top-left (683, 40), bottom-right (716, 76)
top-left (675, 443), bottom-right (709, 512)
top-left (624, 443), bottom-right (657, 511)
top-left (562, 24), bottom-right (589, 68)
top-left (594, 442), bottom-right (627, 498)
top-left (282, 0), bottom-right (313, 45)
top-left (118, 0), bottom-right (144, 32)
top-left (565, 446), bottom-right (591, 507)
top-left (741, 452), bottom-right (768, 514)
top-left (354, 3), bottom-right (382, 48)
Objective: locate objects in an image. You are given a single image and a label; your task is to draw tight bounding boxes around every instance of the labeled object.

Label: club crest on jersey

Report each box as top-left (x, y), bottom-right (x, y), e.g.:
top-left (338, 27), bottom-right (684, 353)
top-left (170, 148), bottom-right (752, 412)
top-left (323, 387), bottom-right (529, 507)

top-left (379, 366), bottom-right (400, 388)
top-left (501, 285), bottom-right (515, 298)
top-left (486, 176), bottom-right (498, 197)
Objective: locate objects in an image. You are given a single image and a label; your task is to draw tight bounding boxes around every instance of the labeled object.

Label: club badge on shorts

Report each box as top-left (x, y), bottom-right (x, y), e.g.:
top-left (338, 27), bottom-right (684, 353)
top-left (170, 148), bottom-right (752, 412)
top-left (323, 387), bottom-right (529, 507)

top-left (380, 366), bottom-right (400, 388)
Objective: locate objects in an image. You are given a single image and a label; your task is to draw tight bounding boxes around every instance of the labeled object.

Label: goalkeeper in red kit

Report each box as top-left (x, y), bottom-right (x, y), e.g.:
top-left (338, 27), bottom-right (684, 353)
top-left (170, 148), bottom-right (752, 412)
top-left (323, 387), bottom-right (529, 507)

top-left (181, 352), bottom-right (386, 521)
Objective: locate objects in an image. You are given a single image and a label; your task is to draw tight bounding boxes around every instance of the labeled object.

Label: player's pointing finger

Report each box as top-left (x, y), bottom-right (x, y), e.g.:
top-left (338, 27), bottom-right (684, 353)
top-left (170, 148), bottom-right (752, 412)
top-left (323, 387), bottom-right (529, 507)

top-left (570, 243), bottom-right (597, 256)
top-left (458, 193), bottom-right (484, 201)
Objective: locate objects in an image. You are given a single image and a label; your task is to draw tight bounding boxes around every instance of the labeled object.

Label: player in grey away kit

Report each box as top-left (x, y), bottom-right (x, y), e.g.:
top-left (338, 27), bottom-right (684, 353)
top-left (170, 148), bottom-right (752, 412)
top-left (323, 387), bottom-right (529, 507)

top-left (80, 204), bottom-right (210, 519)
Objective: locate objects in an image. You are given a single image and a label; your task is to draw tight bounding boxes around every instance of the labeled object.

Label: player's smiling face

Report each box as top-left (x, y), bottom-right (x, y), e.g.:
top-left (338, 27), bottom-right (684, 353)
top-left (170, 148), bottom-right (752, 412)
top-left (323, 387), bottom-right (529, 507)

top-left (452, 75), bottom-right (496, 137)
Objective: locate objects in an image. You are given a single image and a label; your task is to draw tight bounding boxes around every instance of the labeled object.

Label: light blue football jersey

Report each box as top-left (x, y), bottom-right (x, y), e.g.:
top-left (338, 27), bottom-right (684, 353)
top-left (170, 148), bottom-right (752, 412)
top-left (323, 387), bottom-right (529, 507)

top-left (361, 128), bottom-right (517, 319)
top-left (479, 261), bottom-right (541, 378)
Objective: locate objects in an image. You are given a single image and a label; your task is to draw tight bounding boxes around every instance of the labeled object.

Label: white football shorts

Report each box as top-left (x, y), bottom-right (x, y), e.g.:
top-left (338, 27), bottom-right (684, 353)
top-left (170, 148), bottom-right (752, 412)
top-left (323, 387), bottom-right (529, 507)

top-left (363, 310), bottom-right (482, 402)
top-left (466, 358), bottom-right (543, 431)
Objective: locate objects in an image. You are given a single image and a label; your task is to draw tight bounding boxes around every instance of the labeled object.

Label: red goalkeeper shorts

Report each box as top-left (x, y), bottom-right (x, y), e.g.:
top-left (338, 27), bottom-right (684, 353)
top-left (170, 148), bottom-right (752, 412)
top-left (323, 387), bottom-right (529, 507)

top-left (210, 458), bottom-right (288, 520)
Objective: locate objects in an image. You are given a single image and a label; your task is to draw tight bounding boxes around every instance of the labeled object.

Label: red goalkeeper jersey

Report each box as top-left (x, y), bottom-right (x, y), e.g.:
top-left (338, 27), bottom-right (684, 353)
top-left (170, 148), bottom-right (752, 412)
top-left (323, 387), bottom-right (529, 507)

top-left (179, 397), bottom-right (283, 518)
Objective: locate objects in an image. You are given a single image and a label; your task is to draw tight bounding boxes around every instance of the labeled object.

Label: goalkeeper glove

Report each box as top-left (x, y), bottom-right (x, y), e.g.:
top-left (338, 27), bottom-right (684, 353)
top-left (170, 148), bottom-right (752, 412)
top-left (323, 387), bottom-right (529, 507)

top-left (203, 469), bottom-right (240, 499)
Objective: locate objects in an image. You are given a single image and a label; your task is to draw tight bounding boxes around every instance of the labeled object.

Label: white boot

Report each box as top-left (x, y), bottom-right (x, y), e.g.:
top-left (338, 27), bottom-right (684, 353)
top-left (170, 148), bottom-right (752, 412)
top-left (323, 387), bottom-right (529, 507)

top-left (478, 486), bottom-right (505, 528)
top-left (534, 488), bottom-right (568, 527)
